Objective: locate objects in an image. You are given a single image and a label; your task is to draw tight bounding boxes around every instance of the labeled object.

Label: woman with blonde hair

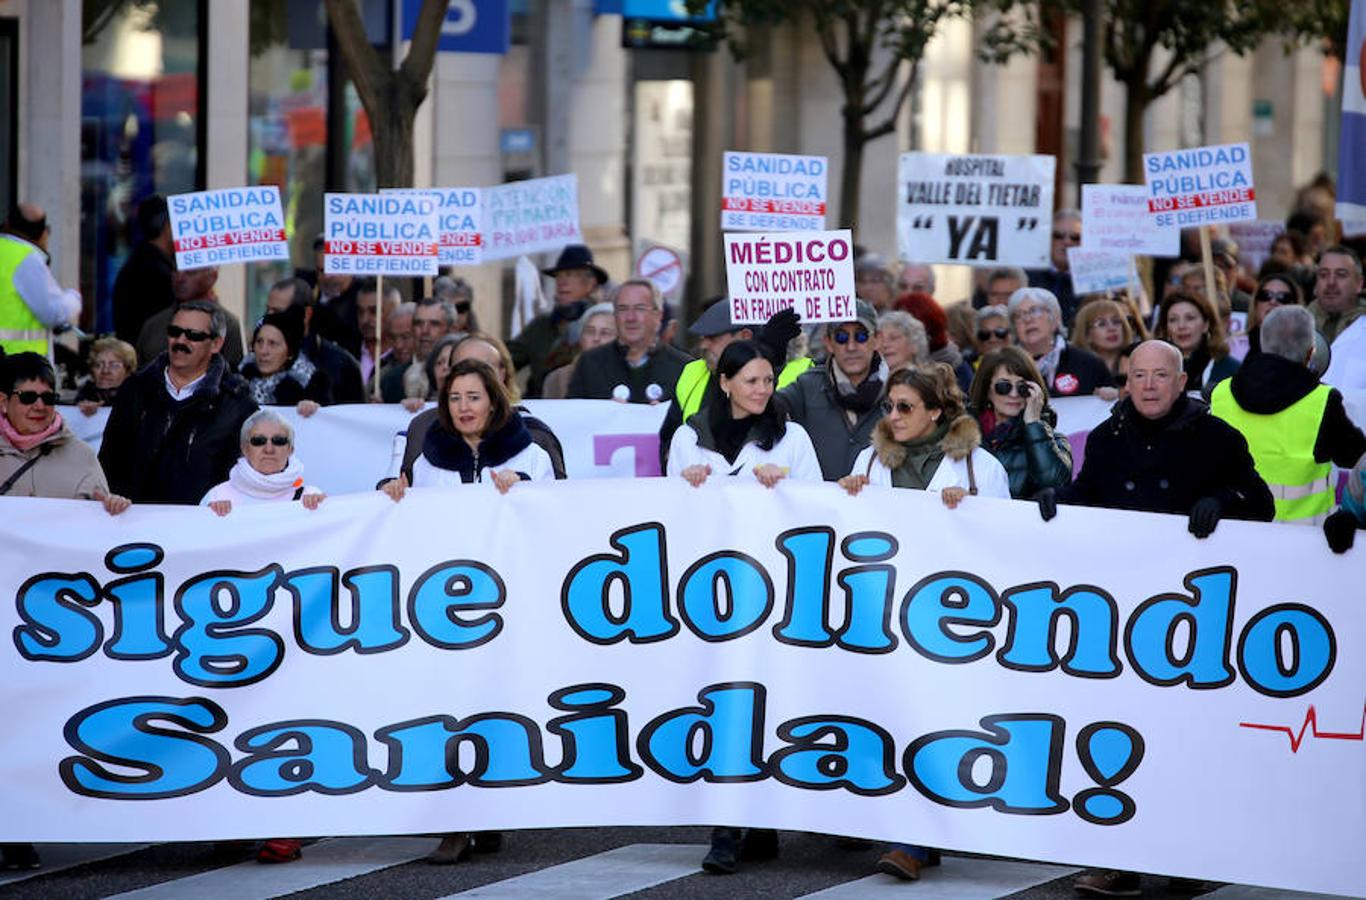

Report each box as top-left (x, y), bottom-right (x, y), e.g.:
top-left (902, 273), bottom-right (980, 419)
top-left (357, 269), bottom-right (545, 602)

top-left (1071, 298), bottom-right (1137, 377)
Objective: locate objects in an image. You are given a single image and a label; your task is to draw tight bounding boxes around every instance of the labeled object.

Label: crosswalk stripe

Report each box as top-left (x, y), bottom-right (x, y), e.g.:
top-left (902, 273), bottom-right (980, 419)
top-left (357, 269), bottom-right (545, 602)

top-left (0, 844), bottom-right (150, 887)
top-left (104, 836), bottom-right (435, 899)
top-left (800, 856), bottom-right (1080, 898)
top-left (439, 842), bottom-right (706, 898)
top-left (1202, 885), bottom-right (1353, 899)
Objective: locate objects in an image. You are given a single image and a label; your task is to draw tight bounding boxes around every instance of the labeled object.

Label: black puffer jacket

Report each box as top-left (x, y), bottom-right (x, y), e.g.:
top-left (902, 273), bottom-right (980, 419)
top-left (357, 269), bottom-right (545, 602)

top-left (977, 407), bottom-right (1073, 499)
top-left (99, 354), bottom-right (259, 504)
top-left (1057, 395), bottom-right (1274, 521)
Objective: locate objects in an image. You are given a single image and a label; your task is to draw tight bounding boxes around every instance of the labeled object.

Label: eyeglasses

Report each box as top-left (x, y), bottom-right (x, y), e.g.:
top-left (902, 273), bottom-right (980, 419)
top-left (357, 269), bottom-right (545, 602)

top-left (248, 434), bottom-right (290, 447)
top-left (1256, 289), bottom-right (1292, 305)
top-left (993, 380), bottom-right (1032, 398)
top-left (888, 400), bottom-right (919, 415)
top-left (167, 324), bottom-right (214, 342)
top-left (11, 390), bottom-right (59, 406)
top-left (615, 304), bottom-right (653, 316)
top-left (977, 327), bottom-right (1011, 341)
top-left (832, 329), bottom-right (870, 345)
top-left (1015, 306), bottom-right (1050, 320)
top-left (1053, 231), bottom-right (1082, 243)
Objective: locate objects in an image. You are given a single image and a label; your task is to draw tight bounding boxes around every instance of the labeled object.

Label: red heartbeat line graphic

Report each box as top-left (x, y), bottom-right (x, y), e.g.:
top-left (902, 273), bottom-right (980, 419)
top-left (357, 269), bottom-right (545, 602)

top-left (1239, 701), bottom-right (1366, 753)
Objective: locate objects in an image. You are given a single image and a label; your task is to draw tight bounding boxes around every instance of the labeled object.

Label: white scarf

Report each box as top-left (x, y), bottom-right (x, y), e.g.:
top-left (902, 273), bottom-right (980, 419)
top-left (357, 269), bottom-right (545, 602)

top-left (227, 455), bottom-right (306, 500)
top-left (1033, 334), bottom-right (1067, 388)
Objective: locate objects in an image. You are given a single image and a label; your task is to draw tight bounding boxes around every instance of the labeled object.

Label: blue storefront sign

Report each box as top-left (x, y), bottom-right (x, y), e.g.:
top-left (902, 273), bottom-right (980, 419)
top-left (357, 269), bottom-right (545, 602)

top-left (402, 0), bottom-right (510, 55)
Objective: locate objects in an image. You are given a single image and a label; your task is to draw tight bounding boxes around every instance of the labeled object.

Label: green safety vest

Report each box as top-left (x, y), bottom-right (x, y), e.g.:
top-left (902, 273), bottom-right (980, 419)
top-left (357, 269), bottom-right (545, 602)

top-left (674, 356), bottom-right (814, 421)
top-left (0, 238), bottom-right (49, 356)
top-left (1209, 379), bottom-right (1334, 525)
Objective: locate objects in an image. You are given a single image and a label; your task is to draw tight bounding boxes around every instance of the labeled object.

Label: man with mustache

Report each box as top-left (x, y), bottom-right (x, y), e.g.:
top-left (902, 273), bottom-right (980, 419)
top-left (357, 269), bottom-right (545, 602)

top-left (134, 265), bottom-right (245, 369)
top-left (100, 300), bottom-right (258, 504)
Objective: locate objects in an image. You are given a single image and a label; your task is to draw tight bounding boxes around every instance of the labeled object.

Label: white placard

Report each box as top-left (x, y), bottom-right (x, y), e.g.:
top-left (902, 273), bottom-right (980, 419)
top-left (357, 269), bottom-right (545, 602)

top-left (721, 151), bottom-right (829, 232)
top-left (481, 174), bottom-right (583, 261)
top-left (1, 483), bottom-right (1364, 899)
top-left (322, 192), bottom-right (439, 276)
top-left (897, 153), bottom-right (1056, 267)
top-left (168, 187), bottom-right (289, 270)
top-left (1080, 184), bottom-right (1179, 257)
top-left (1067, 247), bottom-right (1137, 296)
top-left (723, 229), bottom-right (856, 324)
top-left (1143, 142), bottom-right (1257, 229)
top-left (1226, 220), bottom-right (1285, 274)
top-left (383, 187), bottom-right (484, 267)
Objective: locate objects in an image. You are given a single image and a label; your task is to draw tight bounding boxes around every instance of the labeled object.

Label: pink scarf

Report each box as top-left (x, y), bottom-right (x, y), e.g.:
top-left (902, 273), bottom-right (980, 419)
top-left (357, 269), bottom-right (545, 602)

top-left (0, 410), bottom-right (63, 453)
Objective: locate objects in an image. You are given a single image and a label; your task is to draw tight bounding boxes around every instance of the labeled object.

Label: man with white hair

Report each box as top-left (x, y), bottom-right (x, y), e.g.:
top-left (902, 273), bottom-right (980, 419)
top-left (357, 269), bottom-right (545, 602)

top-left (1039, 339), bottom-right (1273, 539)
top-left (1009, 287), bottom-right (1112, 397)
top-left (896, 262), bottom-right (935, 298)
top-left (1210, 305), bottom-right (1366, 532)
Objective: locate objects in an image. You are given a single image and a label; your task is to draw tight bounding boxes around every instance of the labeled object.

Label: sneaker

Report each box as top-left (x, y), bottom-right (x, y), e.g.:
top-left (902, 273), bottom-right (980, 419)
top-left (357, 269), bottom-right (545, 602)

top-left (877, 849), bottom-right (927, 881)
top-left (1074, 869), bottom-right (1141, 897)
top-left (739, 828), bottom-right (779, 861)
top-left (256, 839), bottom-right (303, 864)
top-left (425, 833), bottom-right (473, 865)
top-left (701, 828), bottom-right (740, 875)
top-left (0, 843), bottom-right (40, 871)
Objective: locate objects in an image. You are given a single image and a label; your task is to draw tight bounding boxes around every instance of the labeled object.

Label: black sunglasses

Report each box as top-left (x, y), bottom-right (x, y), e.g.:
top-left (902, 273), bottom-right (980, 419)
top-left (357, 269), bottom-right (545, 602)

top-left (248, 435), bottom-right (290, 447)
top-left (977, 327), bottom-right (1011, 341)
top-left (1255, 289), bottom-right (1293, 304)
top-left (832, 330), bottom-right (870, 345)
top-left (12, 389), bottom-right (59, 406)
top-left (993, 380), bottom-right (1032, 398)
top-left (167, 324), bottom-right (214, 342)
top-left (887, 399), bottom-right (918, 415)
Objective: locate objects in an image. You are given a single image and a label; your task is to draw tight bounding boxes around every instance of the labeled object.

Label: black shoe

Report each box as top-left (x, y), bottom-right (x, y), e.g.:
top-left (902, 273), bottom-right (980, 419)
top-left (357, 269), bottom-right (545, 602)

top-left (701, 828), bottom-right (740, 874)
top-left (0, 844), bottom-right (39, 871)
top-left (425, 833), bottom-right (473, 865)
top-left (471, 831), bottom-right (503, 853)
top-left (740, 828), bottom-right (779, 861)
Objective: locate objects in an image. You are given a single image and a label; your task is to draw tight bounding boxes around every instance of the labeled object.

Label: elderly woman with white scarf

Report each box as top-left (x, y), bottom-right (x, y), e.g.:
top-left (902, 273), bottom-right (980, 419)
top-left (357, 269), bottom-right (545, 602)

top-left (200, 409), bottom-right (324, 517)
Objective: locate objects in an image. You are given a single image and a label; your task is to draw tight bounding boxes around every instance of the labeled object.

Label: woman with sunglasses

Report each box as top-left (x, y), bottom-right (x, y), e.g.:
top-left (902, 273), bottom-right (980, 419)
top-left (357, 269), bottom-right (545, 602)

top-left (968, 347), bottom-right (1073, 500)
top-left (972, 304), bottom-right (1013, 361)
top-left (200, 409), bottom-right (324, 518)
top-left (668, 340), bottom-right (821, 490)
top-left (241, 306), bottom-right (332, 416)
top-left (840, 362), bottom-right (1010, 505)
top-left (0, 352), bottom-right (129, 519)
top-left (1245, 274), bottom-right (1304, 356)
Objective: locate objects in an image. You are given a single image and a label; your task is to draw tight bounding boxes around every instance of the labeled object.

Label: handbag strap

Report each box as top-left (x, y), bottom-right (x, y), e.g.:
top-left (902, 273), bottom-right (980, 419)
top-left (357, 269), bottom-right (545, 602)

top-left (0, 444), bottom-right (54, 496)
top-left (966, 452), bottom-right (978, 496)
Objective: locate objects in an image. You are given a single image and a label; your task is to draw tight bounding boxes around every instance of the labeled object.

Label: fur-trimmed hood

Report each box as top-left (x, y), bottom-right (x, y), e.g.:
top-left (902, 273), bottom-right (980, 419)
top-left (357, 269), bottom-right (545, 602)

top-left (871, 413), bottom-right (981, 469)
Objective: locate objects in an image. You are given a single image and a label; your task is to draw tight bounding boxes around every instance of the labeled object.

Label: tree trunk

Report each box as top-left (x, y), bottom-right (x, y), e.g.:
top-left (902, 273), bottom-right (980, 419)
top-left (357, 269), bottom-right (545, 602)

top-left (1122, 75), bottom-right (1151, 185)
top-left (373, 81), bottom-right (419, 188)
top-left (840, 106), bottom-right (865, 230)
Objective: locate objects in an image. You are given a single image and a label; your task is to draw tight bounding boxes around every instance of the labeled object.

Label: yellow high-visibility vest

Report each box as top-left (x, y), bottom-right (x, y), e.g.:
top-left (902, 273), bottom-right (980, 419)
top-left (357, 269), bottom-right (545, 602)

top-left (1210, 379), bottom-right (1334, 525)
top-left (0, 238), bottom-right (48, 356)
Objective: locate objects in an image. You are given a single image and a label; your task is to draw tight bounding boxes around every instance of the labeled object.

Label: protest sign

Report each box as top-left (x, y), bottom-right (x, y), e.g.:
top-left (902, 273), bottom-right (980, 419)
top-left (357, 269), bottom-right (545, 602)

top-left (168, 187), bottom-right (289, 270)
top-left (1226, 221), bottom-right (1285, 275)
top-left (1080, 184), bottom-right (1178, 257)
top-left (482, 174), bottom-right (582, 261)
top-left (322, 193), bottom-right (439, 276)
top-left (721, 151), bottom-right (829, 232)
top-left (723, 229), bottom-right (856, 324)
top-left (1, 482), bottom-right (1363, 898)
top-left (897, 153), bottom-right (1056, 267)
top-left (1067, 247), bottom-right (1137, 296)
top-left (383, 187), bottom-right (484, 267)
top-left (1144, 142), bottom-right (1257, 229)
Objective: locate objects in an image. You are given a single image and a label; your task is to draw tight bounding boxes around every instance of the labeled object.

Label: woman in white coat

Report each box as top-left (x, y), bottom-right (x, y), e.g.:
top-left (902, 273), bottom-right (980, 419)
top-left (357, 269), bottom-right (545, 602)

top-left (201, 409), bottom-right (325, 516)
top-left (667, 340), bottom-right (821, 488)
top-left (841, 363), bottom-right (1010, 506)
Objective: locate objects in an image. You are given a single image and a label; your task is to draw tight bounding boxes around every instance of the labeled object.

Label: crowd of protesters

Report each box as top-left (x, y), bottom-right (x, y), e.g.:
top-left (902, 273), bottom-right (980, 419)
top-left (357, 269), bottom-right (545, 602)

top-left (3, 187), bottom-right (1366, 895)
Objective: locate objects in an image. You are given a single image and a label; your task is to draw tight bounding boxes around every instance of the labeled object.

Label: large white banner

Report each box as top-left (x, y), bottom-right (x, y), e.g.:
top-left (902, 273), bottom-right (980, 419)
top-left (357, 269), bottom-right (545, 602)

top-left (897, 153), bottom-right (1056, 267)
top-left (1, 482), bottom-right (1362, 897)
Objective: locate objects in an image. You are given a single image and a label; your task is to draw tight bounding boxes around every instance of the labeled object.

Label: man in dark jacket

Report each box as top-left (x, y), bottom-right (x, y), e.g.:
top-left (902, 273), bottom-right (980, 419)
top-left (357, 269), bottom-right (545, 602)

top-left (265, 277), bottom-right (364, 403)
top-left (112, 195), bottom-right (175, 345)
top-left (511, 244), bottom-right (607, 397)
top-left (1010, 286), bottom-right (1113, 398)
top-left (568, 278), bottom-right (691, 404)
top-left (1040, 340), bottom-right (1274, 537)
top-left (777, 300), bottom-right (888, 481)
top-left (100, 300), bottom-right (258, 504)
top-left (1209, 305), bottom-right (1366, 543)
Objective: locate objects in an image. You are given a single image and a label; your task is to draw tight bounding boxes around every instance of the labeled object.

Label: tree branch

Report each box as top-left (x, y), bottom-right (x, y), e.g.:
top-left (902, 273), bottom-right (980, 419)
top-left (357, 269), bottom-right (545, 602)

top-left (816, 13), bottom-right (849, 78)
top-left (863, 61), bottom-right (917, 141)
top-left (322, 0), bottom-right (389, 112)
top-left (862, 56), bottom-right (901, 116)
top-left (399, 0), bottom-right (451, 93)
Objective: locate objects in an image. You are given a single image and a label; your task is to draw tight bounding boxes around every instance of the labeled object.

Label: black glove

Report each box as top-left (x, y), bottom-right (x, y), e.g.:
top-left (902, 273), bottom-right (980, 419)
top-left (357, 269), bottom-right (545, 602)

top-left (1187, 496), bottom-right (1223, 539)
top-left (755, 308), bottom-right (802, 372)
top-left (1324, 509), bottom-right (1360, 554)
top-left (1036, 487), bottom-right (1058, 522)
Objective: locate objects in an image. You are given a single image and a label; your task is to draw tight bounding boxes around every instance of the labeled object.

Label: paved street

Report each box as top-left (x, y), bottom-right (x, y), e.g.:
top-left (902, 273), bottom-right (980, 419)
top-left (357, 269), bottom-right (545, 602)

top-left (0, 829), bottom-right (1345, 899)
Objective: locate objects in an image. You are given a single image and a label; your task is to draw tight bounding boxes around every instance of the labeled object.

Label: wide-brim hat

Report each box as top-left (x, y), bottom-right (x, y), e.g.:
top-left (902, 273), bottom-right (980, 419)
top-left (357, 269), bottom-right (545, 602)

top-left (543, 243), bottom-right (609, 284)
